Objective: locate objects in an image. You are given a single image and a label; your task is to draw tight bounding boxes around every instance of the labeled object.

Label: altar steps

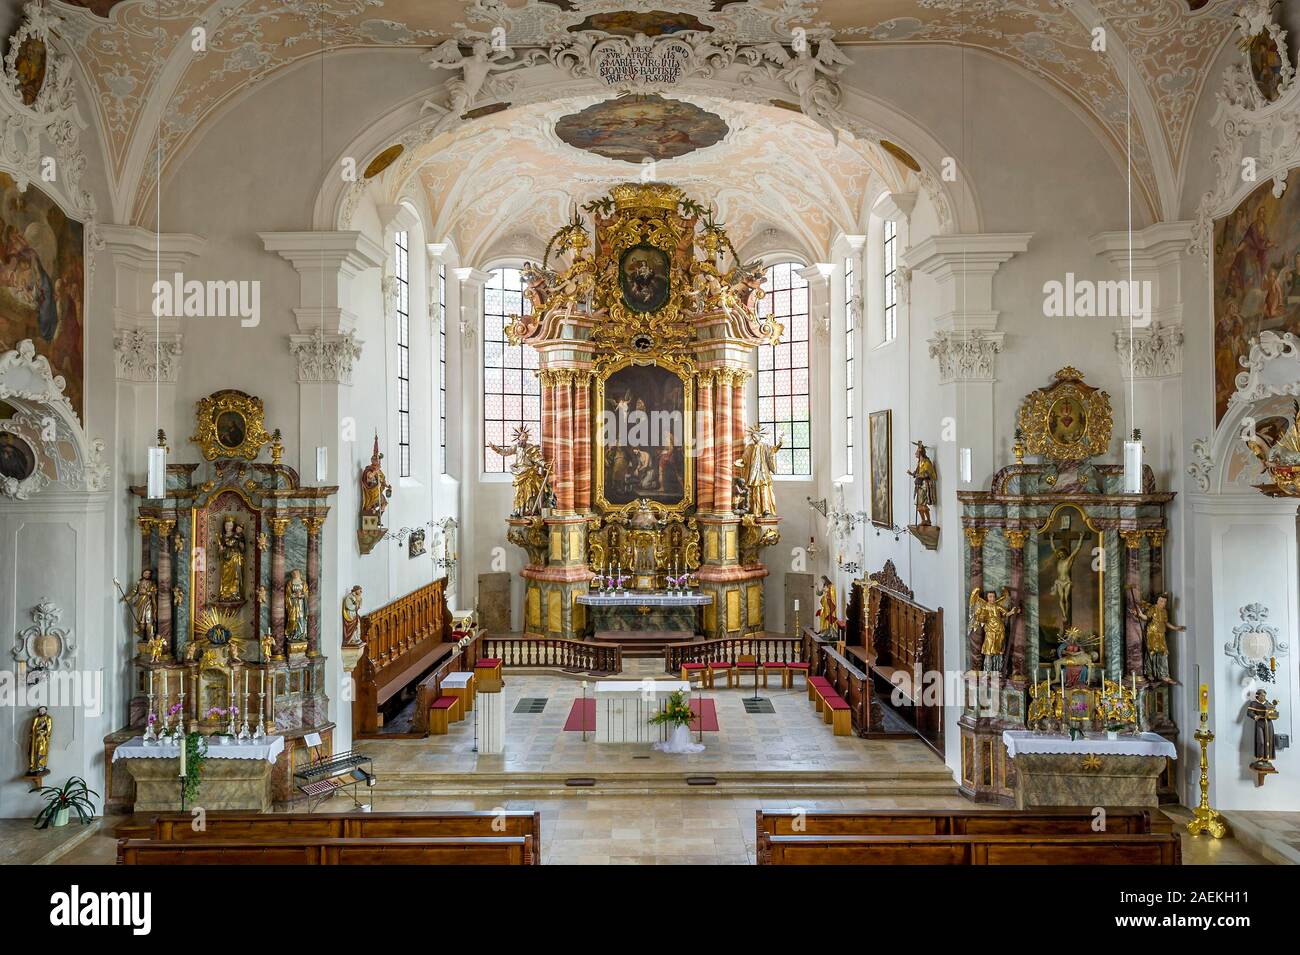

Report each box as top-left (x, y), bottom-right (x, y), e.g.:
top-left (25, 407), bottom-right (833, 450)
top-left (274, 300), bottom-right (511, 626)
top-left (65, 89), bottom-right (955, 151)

top-left (370, 768), bottom-right (958, 799)
top-left (594, 630), bottom-right (680, 659)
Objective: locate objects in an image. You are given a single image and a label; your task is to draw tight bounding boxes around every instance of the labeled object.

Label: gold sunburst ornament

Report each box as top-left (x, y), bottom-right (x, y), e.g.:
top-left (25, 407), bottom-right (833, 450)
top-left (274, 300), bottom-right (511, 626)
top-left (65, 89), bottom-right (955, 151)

top-left (191, 606), bottom-right (246, 667)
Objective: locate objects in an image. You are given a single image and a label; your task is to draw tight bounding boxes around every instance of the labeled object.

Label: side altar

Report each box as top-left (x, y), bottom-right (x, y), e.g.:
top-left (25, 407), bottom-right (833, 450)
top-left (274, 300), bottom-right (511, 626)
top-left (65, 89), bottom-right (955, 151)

top-left (502, 183), bottom-right (782, 642)
top-left (957, 368), bottom-right (1180, 805)
top-left (103, 390), bottom-right (339, 810)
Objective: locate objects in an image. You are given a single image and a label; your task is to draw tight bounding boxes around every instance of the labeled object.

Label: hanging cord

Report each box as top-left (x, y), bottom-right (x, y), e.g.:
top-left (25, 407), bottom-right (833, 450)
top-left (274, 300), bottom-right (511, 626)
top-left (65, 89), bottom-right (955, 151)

top-left (318, 23), bottom-right (327, 483)
top-left (1125, 57), bottom-right (1137, 435)
top-left (153, 0), bottom-right (163, 440)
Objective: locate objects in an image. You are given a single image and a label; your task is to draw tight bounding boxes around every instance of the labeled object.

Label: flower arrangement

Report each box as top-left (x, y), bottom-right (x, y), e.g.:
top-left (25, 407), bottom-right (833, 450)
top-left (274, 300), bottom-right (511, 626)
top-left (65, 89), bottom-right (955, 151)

top-left (648, 689), bottom-right (695, 729)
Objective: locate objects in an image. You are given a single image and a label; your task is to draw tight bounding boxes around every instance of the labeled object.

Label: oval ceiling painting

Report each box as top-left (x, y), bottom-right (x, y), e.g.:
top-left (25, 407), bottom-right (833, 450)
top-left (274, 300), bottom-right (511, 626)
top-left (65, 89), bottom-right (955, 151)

top-left (568, 10), bottom-right (713, 37)
top-left (555, 95), bottom-right (728, 163)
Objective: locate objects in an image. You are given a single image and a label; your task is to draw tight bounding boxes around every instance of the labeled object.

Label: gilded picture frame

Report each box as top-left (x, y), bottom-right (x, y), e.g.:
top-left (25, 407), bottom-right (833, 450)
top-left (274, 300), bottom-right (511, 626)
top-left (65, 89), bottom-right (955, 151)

top-left (868, 409), bottom-right (892, 527)
top-left (593, 355), bottom-right (695, 515)
top-left (1016, 367), bottom-right (1113, 464)
top-left (192, 390), bottom-right (273, 462)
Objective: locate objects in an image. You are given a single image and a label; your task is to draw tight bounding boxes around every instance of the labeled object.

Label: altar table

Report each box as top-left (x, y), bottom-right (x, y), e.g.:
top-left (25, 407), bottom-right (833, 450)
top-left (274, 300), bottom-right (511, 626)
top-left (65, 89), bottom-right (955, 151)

top-left (594, 680), bottom-right (692, 743)
top-left (576, 592), bottom-right (713, 636)
top-left (1002, 731), bottom-right (1176, 809)
top-left (113, 735), bottom-right (285, 812)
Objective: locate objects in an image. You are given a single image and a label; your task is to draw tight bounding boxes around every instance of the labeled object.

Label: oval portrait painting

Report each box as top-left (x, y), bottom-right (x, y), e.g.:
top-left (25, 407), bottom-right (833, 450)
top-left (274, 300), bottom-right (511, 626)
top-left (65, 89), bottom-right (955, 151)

top-left (1048, 395), bottom-right (1088, 445)
top-left (620, 244), bottom-right (671, 314)
top-left (216, 410), bottom-right (248, 450)
top-left (0, 432), bottom-right (37, 481)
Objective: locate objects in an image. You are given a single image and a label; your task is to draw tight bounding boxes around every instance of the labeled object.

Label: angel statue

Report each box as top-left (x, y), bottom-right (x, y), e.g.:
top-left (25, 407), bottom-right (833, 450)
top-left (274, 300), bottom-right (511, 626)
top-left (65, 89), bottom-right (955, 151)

top-left (743, 36), bottom-right (853, 141)
top-left (969, 588), bottom-right (1020, 673)
top-left (1128, 588), bottom-right (1185, 684)
top-left (422, 37), bottom-right (535, 125)
top-left (735, 423), bottom-right (781, 517)
top-left (488, 425), bottom-right (554, 517)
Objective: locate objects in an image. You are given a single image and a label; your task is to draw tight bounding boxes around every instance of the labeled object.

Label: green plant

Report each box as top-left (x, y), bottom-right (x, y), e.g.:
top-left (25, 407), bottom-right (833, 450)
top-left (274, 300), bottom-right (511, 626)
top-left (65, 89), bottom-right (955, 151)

top-left (33, 776), bottom-right (98, 829)
top-left (648, 689), bottom-right (695, 729)
top-left (182, 732), bottom-right (207, 806)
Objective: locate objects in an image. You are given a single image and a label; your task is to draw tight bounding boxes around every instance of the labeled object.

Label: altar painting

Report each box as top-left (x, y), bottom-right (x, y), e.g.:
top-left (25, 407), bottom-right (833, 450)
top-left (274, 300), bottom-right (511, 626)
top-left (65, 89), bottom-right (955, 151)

top-left (1035, 505), bottom-right (1102, 665)
top-left (1212, 177), bottom-right (1300, 422)
top-left (0, 173), bottom-right (84, 416)
top-left (596, 362), bottom-right (692, 509)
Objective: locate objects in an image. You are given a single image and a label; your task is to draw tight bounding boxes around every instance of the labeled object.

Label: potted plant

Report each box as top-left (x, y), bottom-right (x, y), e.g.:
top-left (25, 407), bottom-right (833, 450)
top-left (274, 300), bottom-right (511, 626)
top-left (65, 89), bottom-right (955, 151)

top-left (649, 689), bottom-right (704, 754)
top-left (33, 776), bottom-right (98, 830)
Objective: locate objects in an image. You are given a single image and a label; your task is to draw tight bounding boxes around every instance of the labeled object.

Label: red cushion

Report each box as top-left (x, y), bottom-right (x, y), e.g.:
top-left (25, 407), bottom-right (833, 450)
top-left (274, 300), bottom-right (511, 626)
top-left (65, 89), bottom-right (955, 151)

top-left (682, 663), bottom-right (707, 670)
top-left (762, 662), bottom-right (787, 668)
top-left (737, 662), bottom-right (758, 668)
top-left (809, 677), bottom-right (831, 685)
top-left (825, 698), bottom-right (850, 711)
top-left (431, 697), bottom-right (458, 710)
top-left (786, 662), bottom-right (810, 670)
top-left (709, 662), bottom-right (732, 668)
top-left (476, 658), bottom-right (502, 668)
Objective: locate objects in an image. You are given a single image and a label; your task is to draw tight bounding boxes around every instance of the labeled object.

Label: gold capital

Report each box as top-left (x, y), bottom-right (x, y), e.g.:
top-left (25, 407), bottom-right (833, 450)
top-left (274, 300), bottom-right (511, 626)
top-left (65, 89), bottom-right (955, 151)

top-left (1120, 530), bottom-right (1144, 550)
top-left (964, 527), bottom-right (987, 548)
top-left (269, 517), bottom-right (292, 537)
top-left (1005, 529), bottom-right (1031, 550)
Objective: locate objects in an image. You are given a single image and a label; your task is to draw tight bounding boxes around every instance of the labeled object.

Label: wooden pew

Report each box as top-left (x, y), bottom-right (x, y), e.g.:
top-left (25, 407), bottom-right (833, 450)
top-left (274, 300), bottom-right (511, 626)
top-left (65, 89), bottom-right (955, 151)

top-left (146, 810), bottom-right (542, 864)
top-left (353, 579), bottom-right (483, 736)
top-left (118, 835), bottom-right (532, 865)
top-left (763, 833), bottom-right (1180, 865)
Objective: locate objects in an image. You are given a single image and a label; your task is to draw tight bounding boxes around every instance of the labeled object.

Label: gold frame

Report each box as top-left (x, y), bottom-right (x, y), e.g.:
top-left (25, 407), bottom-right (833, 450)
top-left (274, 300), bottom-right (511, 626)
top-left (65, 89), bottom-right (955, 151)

top-left (593, 355), bottom-right (695, 516)
top-left (192, 389), bottom-right (273, 462)
top-left (1017, 367), bottom-right (1114, 464)
top-left (868, 409), bottom-right (892, 527)
top-left (1036, 502), bottom-right (1106, 669)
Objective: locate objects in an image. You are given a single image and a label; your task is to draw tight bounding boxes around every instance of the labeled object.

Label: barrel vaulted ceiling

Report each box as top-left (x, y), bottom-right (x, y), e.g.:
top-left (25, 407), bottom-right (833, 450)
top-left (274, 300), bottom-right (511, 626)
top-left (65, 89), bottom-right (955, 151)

top-left (43, 0), bottom-right (1239, 241)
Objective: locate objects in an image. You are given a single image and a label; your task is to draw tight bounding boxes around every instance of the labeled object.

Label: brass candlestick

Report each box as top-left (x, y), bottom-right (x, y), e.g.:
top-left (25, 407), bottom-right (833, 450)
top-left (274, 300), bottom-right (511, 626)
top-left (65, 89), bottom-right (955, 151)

top-left (1186, 711), bottom-right (1227, 839)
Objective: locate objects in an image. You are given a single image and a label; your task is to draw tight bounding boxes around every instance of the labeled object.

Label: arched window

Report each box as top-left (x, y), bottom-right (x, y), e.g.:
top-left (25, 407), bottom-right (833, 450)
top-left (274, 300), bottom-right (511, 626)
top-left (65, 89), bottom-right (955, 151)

top-left (394, 230), bottom-right (411, 478)
top-left (483, 267), bottom-right (540, 473)
top-left (844, 253), bottom-right (856, 476)
top-left (756, 261), bottom-right (811, 477)
top-left (438, 262), bottom-right (447, 474)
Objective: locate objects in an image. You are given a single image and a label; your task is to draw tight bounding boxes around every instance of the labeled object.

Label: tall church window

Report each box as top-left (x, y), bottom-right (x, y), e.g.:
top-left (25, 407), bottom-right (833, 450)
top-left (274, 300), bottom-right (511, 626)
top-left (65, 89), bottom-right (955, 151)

top-left (756, 262), bottom-right (811, 476)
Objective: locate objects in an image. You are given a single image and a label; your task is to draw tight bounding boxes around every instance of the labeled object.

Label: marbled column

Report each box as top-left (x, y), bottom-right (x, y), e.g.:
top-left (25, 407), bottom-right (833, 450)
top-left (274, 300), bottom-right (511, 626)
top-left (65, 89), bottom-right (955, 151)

top-left (1148, 529), bottom-right (1166, 596)
top-left (732, 370), bottom-right (748, 449)
top-left (713, 370), bottom-right (733, 513)
top-left (303, 514), bottom-right (326, 658)
top-left (539, 371), bottom-right (554, 488)
top-left (1122, 530), bottom-right (1144, 680)
top-left (137, 517), bottom-right (154, 577)
top-left (155, 518), bottom-right (175, 649)
top-left (697, 372), bottom-right (715, 511)
top-left (574, 372), bottom-right (591, 511)
top-left (269, 516), bottom-right (290, 657)
top-left (964, 527), bottom-right (986, 670)
top-left (555, 371), bottom-right (575, 512)
top-left (1006, 529), bottom-right (1030, 681)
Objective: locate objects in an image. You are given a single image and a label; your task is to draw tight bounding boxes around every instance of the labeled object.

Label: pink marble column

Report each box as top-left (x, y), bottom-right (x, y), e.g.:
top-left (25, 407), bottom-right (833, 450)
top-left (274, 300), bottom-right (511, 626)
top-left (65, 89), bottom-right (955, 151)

top-left (539, 372), bottom-right (554, 483)
top-left (555, 372), bottom-right (574, 512)
top-left (713, 371), bottom-right (733, 513)
top-left (304, 514), bottom-right (325, 657)
top-left (573, 373), bottom-right (591, 511)
top-left (697, 373), bottom-right (715, 511)
top-left (156, 519), bottom-right (175, 651)
top-left (269, 516), bottom-right (289, 657)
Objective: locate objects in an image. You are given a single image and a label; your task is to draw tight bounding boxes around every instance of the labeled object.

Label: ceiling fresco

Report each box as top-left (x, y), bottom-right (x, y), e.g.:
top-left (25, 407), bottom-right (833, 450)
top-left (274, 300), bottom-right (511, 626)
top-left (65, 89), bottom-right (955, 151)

top-left (39, 0), bottom-right (1241, 225)
top-left (554, 94), bottom-right (729, 162)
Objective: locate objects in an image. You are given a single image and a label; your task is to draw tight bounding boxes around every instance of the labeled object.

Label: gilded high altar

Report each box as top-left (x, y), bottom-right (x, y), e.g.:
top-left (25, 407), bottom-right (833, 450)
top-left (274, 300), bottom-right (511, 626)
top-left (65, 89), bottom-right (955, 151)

top-left (504, 183), bottom-right (782, 640)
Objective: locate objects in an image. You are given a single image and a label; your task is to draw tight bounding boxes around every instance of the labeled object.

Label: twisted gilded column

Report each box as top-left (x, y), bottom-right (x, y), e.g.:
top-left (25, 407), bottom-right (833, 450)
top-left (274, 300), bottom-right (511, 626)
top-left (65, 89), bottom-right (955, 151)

top-left (697, 371), bottom-right (715, 511)
top-left (964, 526), bottom-right (986, 670)
top-left (573, 371), bottom-right (591, 511)
top-left (303, 514), bottom-right (326, 657)
top-left (1006, 528), bottom-right (1030, 681)
top-left (713, 369), bottom-right (734, 513)
top-left (268, 516), bottom-right (290, 658)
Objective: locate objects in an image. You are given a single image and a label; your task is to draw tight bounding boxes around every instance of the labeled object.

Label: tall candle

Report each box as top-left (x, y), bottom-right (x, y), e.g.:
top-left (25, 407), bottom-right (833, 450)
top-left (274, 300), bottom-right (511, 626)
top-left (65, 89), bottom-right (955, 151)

top-left (244, 670), bottom-right (249, 695)
top-left (794, 599), bottom-right (800, 612)
top-left (1199, 684), bottom-right (1209, 715)
top-left (178, 730), bottom-right (186, 778)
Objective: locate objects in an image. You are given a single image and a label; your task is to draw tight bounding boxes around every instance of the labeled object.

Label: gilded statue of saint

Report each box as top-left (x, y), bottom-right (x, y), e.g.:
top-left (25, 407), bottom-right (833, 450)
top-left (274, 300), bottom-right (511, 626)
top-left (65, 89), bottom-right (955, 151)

top-left (285, 569), bottom-right (309, 644)
top-left (969, 588), bottom-right (1020, 673)
top-left (122, 570), bottom-right (158, 641)
top-left (816, 575), bottom-right (837, 634)
top-left (216, 517), bottom-right (247, 601)
top-left (488, 425), bottom-right (554, 517)
top-left (360, 434), bottom-right (393, 521)
top-left (1129, 589), bottom-right (1185, 684)
top-left (907, 441), bottom-right (937, 527)
top-left (28, 706), bottom-right (51, 776)
top-left (735, 424), bottom-right (781, 517)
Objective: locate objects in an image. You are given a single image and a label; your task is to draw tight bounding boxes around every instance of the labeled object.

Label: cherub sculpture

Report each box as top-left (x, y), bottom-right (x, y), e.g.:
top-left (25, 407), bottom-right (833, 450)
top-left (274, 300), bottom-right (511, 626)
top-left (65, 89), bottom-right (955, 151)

top-left (422, 37), bottom-right (535, 124)
top-left (743, 36), bottom-right (853, 140)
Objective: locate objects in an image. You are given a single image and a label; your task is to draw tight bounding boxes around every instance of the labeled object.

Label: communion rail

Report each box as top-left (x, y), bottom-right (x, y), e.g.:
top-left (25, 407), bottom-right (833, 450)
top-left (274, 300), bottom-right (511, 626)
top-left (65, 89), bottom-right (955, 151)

top-left (479, 636), bottom-right (623, 674)
top-left (663, 635), bottom-right (804, 674)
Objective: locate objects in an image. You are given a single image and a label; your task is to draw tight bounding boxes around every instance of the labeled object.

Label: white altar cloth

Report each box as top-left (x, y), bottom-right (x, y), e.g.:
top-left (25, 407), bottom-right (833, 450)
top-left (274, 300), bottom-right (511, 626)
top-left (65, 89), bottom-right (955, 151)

top-left (594, 680), bottom-right (691, 743)
top-left (1002, 730), bottom-right (1176, 759)
top-left (112, 735), bottom-right (286, 764)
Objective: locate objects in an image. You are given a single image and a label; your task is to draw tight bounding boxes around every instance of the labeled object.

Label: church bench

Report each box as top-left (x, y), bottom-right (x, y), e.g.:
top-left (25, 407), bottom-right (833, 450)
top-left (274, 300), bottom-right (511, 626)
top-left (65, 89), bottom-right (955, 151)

top-left (761, 833), bottom-right (1180, 866)
top-left (822, 696), bottom-right (852, 736)
top-left (118, 835), bottom-right (534, 866)
top-left (428, 695), bottom-right (462, 735)
top-left (147, 810), bottom-right (543, 864)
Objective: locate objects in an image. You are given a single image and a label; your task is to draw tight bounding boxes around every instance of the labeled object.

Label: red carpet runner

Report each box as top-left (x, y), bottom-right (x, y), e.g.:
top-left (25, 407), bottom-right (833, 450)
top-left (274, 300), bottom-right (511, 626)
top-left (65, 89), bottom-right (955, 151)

top-left (563, 698), bottom-right (719, 733)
